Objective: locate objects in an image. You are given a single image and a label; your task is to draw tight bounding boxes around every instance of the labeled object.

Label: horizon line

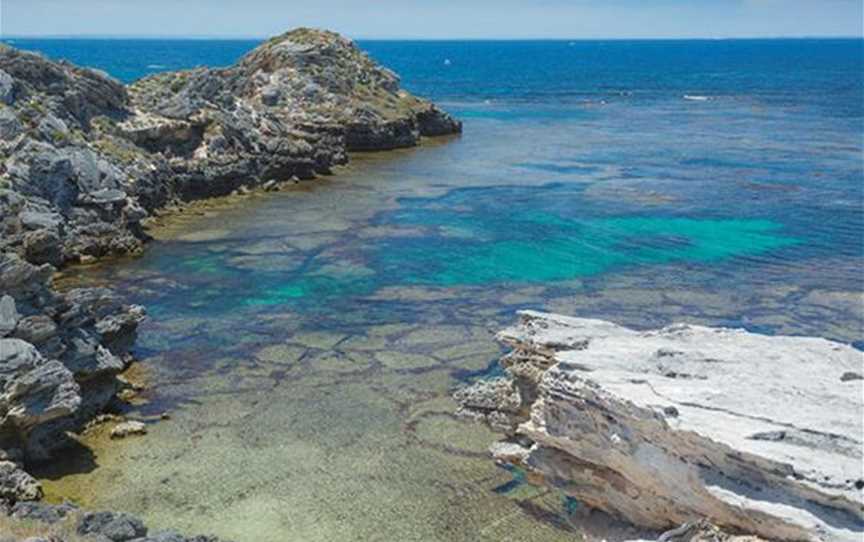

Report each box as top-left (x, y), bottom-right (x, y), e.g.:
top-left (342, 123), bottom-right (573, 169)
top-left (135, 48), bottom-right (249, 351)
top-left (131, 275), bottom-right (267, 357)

top-left (1, 34), bottom-right (862, 42)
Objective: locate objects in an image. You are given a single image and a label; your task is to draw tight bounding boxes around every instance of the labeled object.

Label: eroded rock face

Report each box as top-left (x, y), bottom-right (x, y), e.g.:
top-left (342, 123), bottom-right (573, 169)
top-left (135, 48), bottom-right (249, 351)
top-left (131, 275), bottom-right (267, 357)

top-left (456, 311), bottom-right (864, 542)
top-left (0, 461), bottom-right (42, 503)
top-left (0, 252), bottom-right (144, 464)
top-left (0, 339), bottom-right (80, 436)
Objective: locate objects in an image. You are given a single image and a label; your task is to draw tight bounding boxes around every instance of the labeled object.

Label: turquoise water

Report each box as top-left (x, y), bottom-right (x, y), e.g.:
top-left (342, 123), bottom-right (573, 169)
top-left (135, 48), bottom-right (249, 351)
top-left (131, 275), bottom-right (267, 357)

top-left (20, 38), bottom-right (864, 540)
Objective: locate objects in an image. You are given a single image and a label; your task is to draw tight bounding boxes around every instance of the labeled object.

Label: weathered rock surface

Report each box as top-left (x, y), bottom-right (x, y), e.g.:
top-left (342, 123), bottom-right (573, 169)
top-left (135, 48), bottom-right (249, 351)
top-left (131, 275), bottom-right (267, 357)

top-left (0, 253), bottom-right (144, 464)
top-left (0, 461), bottom-right (41, 503)
top-left (456, 311), bottom-right (864, 541)
top-left (109, 420), bottom-right (147, 439)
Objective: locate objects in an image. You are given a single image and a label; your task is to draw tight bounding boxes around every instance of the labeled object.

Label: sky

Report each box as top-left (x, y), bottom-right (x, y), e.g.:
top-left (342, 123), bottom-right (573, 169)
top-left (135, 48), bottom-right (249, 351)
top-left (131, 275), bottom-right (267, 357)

top-left (1, 0), bottom-right (862, 39)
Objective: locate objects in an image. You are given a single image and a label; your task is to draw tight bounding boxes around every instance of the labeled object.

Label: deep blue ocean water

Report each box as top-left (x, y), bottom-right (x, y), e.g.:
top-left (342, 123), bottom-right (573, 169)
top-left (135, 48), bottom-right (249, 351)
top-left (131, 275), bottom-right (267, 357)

top-left (14, 37), bottom-right (864, 540)
top-left (15, 37), bottom-right (861, 336)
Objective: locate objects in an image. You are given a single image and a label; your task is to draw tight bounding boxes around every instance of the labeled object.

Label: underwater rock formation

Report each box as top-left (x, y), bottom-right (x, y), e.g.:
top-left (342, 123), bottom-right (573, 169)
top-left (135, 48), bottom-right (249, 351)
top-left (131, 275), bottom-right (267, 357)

top-left (455, 311), bottom-right (864, 541)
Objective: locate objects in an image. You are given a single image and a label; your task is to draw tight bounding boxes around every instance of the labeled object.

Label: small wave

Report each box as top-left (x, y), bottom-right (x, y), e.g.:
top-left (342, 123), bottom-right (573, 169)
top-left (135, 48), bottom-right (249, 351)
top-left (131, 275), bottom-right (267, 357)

top-left (683, 95), bottom-right (710, 102)
top-left (147, 64), bottom-right (167, 69)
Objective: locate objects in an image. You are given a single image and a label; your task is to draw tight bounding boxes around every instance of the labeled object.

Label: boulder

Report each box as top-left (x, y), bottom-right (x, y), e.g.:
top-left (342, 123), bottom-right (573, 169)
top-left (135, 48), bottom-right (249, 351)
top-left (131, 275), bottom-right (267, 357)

top-left (1, 503), bottom-right (229, 542)
top-left (77, 511), bottom-right (147, 541)
top-left (0, 338), bottom-right (81, 445)
top-left (19, 211), bottom-right (63, 231)
top-left (0, 461), bottom-right (42, 503)
top-left (10, 501), bottom-right (78, 523)
top-left (0, 68), bottom-right (15, 105)
top-left (456, 311), bottom-right (864, 542)
top-left (0, 253), bottom-right (52, 297)
top-left (0, 296), bottom-right (20, 337)
top-left (0, 107), bottom-right (22, 140)
top-left (22, 228), bottom-right (63, 266)
top-left (110, 420), bottom-right (147, 439)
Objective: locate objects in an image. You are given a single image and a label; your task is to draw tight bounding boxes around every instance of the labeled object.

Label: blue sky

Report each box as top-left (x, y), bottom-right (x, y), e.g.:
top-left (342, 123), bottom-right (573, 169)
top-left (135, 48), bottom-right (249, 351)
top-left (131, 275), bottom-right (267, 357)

top-left (2, 0), bottom-right (862, 39)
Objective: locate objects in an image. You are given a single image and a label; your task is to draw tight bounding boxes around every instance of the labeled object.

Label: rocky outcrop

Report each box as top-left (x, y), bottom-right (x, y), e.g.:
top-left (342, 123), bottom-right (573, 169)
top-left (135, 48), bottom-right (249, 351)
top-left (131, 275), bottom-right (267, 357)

top-left (0, 28), bottom-right (460, 266)
top-left (456, 311), bottom-right (864, 542)
top-left (0, 461), bottom-right (41, 503)
top-left (0, 252), bottom-right (144, 463)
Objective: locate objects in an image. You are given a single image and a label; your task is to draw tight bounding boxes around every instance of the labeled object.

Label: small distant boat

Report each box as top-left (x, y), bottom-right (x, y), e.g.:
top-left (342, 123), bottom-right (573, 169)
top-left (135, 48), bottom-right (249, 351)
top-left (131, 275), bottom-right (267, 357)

top-left (444, 58), bottom-right (451, 66)
top-left (683, 95), bottom-right (710, 102)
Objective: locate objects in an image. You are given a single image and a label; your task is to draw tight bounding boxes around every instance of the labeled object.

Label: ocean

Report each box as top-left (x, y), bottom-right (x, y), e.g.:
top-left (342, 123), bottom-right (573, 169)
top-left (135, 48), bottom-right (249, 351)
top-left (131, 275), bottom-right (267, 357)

top-left (10, 37), bottom-right (864, 540)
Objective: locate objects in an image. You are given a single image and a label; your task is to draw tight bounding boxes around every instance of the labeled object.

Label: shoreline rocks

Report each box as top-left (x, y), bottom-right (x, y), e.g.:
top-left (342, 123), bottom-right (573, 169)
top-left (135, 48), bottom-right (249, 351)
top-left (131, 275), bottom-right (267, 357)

top-left (109, 420), bottom-right (146, 440)
top-left (0, 27), bottom-right (460, 268)
top-left (2, 502), bottom-right (227, 541)
top-left (455, 311), bottom-right (864, 542)
top-left (0, 252), bottom-right (144, 463)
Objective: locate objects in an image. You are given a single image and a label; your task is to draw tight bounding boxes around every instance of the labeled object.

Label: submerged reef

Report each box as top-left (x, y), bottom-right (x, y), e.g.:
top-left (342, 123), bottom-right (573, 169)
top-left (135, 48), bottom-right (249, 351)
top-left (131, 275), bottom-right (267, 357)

top-left (455, 311), bottom-right (864, 541)
top-left (0, 27), bottom-right (459, 540)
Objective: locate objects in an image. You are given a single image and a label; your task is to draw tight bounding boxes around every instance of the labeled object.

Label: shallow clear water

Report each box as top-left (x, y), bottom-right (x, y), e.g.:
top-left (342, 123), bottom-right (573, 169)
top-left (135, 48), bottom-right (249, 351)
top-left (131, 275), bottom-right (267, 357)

top-left (15, 38), bottom-right (864, 540)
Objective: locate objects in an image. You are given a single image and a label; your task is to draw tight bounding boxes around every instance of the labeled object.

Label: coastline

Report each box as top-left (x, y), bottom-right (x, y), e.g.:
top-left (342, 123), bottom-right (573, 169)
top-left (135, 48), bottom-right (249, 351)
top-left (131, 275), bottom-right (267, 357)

top-left (1, 30), bottom-right (861, 542)
top-left (0, 27), bottom-right (460, 541)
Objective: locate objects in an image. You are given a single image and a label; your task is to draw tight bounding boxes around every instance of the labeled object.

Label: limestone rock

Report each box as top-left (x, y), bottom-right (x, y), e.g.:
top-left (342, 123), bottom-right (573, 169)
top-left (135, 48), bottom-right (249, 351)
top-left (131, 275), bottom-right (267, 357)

top-left (10, 501), bottom-right (78, 523)
top-left (0, 339), bottom-right (81, 439)
top-left (0, 254), bottom-right (142, 460)
top-left (77, 511), bottom-right (147, 541)
top-left (0, 68), bottom-right (15, 105)
top-left (0, 296), bottom-right (20, 337)
top-left (0, 108), bottom-right (22, 140)
top-left (0, 461), bottom-right (42, 503)
top-left (456, 311), bottom-right (864, 541)
top-left (453, 376), bottom-right (523, 433)
top-left (110, 420), bottom-right (147, 439)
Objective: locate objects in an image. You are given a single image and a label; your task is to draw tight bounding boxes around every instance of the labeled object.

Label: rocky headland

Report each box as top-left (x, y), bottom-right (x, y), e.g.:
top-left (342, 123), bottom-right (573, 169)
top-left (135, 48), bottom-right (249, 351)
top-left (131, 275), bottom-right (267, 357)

top-left (455, 311), bottom-right (864, 541)
top-left (0, 28), bottom-right (460, 540)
